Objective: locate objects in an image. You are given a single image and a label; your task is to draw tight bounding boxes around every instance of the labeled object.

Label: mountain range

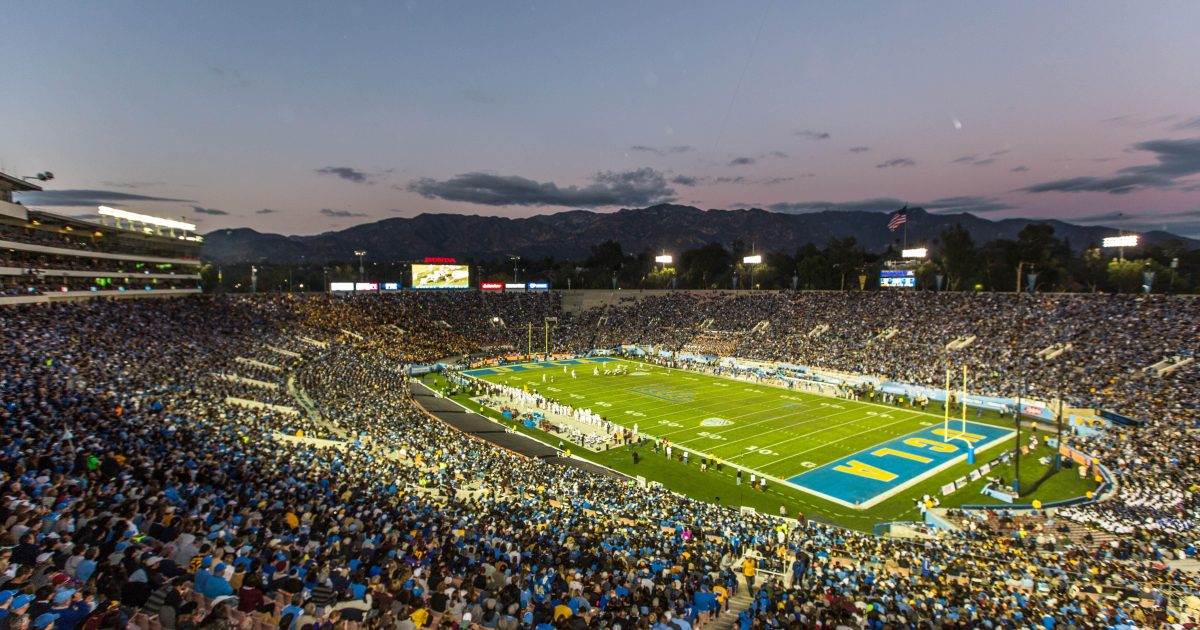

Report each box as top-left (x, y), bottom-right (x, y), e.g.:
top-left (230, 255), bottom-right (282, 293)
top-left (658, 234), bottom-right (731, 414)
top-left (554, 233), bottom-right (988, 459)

top-left (201, 205), bottom-right (1196, 264)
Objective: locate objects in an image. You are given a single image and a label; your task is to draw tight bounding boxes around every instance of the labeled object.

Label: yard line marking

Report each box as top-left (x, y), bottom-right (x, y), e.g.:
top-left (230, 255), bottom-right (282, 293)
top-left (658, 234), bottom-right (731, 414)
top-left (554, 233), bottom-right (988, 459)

top-left (491, 358), bottom-right (965, 429)
top-left (478, 361), bottom-right (907, 458)
top-left (473, 360), bottom-right (1002, 479)
top-left (546, 362), bottom-right (836, 419)
top-left (684, 405), bottom-right (869, 448)
top-left (521, 369), bottom-right (825, 427)
top-left (750, 413), bottom-right (927, 467)
top-left (650, 398), bottom-right (828, 437)
top-left (484, 366), bottom-right (798, 432)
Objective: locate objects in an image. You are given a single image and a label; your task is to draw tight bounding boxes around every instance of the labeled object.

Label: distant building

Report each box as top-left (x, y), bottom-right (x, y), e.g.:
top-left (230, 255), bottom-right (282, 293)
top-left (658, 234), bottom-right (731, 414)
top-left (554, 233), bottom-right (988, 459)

top-left (0, 171), bottom-right (201, 304)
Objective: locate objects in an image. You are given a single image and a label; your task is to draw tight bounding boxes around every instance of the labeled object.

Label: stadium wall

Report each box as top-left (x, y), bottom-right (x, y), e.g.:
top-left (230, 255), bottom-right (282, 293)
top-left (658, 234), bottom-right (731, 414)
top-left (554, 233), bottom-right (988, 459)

top-left (956, 442), bottom-right (1115, 511)
top-left (708, 355), bottom-right (1060, 421)
top-left (0, 288), bottom-right (202, 305)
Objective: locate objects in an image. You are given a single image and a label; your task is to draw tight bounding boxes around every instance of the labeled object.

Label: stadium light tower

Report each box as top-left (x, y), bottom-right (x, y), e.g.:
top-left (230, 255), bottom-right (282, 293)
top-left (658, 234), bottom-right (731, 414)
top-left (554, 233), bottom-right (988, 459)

top-left (509, 255), bottom-right (521, 283)
top-left (354, 250), bottom-right (367, 281)
top-left (655, 253), bottom-right (674, 288)
top-left (1015, 261), bottom-right (1034, 295)
top-left (1043, 330), bottom-right (1072, 470)
top-left (743, 254), bottom-right (761, 290)
top-left (1102, 234), bottom-right (1138, 261)
top-left (1013, 367), bottom-right (1024, 496)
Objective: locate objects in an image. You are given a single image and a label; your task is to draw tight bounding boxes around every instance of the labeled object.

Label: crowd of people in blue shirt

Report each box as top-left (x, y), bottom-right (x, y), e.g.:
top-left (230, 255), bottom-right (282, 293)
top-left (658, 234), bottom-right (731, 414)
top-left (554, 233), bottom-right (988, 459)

top-left (0, 292), bottom-right (1196, 629)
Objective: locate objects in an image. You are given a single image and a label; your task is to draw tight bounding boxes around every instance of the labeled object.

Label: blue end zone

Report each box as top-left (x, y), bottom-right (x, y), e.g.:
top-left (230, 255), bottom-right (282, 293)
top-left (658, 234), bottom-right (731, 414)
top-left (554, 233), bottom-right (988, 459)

top-left (788, 421), bottom-right (1013, 509)
top-left (462, 357), bottom-right (618, 377)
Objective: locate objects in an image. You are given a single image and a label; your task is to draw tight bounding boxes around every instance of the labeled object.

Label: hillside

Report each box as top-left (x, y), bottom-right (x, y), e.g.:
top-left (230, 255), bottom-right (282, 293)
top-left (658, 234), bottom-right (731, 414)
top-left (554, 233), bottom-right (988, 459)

top-left (202, 205), bottom-right (1196, 263)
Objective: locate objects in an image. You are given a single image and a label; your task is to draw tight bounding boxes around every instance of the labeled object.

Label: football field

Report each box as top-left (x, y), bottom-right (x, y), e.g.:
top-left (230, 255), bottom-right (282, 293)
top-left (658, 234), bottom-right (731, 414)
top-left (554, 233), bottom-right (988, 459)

top-left (463, 357), bottom-right (1014, 509)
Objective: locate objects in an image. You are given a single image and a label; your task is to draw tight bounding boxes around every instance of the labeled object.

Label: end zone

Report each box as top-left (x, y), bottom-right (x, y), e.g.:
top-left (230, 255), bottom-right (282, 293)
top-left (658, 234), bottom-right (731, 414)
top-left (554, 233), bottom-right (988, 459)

top-left (462, 357), bottom-right (618, 377)
top-left (787, 421), bottom-right (1014, 509)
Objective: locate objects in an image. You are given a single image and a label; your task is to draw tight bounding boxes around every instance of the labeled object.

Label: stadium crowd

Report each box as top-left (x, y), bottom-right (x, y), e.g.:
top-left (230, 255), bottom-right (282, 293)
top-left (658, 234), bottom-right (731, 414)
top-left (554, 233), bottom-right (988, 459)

top-left (555, 291), bottom-right (1200, 548)
top-left (0, 292), bottom-right (1198, 629)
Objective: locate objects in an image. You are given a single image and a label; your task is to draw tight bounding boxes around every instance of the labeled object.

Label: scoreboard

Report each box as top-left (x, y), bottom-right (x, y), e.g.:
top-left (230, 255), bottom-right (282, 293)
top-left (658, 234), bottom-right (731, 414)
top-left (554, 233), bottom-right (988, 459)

top-left (881, 270), bottom-right (916, 288)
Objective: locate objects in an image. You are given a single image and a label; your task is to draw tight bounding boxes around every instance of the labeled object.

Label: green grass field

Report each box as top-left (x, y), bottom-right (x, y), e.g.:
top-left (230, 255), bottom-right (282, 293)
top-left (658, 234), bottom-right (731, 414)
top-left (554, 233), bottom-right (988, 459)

top-left (474, 358), bottom-right (996, 479)
top-left (438, 357), bottom-right (1096, 530)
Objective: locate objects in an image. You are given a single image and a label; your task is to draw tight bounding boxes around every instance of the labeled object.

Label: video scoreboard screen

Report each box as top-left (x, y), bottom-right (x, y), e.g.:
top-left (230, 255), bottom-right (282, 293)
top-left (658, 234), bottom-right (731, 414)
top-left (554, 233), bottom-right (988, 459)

top-left (881, 270), bottom-right (916, 288)
top-left (411, 264), bottom-right (470, 289)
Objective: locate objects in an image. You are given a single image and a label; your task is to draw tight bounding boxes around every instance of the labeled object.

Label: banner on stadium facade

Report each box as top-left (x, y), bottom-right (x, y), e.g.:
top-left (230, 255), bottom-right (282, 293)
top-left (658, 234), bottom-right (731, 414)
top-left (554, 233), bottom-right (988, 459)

top-left (1098, 409), bottom-right (1139, 426)
top-left (721, 358), bottom-right (779, 372)
top-left (877, 381), bottom-right (1056, 420)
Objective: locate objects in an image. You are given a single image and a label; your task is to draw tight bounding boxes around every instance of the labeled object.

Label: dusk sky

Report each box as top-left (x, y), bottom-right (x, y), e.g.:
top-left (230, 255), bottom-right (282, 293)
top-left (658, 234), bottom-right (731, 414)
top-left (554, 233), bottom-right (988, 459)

top-left (7, 2), bottom-right (1200, 237)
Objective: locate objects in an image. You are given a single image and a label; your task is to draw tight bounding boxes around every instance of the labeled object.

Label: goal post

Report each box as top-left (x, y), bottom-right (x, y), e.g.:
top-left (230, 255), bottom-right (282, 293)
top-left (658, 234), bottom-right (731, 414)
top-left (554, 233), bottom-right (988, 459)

top-left (943, 367), bottom-right (950, 438)
top-left (942, 365), bottom-right (972, 448)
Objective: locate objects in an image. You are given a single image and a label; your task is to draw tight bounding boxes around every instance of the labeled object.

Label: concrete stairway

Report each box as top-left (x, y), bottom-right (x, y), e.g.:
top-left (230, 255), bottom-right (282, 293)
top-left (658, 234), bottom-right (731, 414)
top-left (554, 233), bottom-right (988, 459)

top-left (705, 588), bottom-right (753, 630)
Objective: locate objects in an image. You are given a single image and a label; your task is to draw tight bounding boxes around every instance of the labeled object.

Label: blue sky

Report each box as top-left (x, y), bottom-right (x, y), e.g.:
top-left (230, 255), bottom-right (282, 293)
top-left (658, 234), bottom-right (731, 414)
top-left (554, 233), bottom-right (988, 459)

top-left (6, 1), bottom-right (1200, 236)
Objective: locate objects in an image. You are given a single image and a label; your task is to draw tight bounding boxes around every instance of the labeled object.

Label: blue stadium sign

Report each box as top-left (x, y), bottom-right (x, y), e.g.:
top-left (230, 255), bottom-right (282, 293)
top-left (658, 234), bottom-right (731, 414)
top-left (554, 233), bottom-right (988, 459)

top-left (880, 269), bottom-right (916, 288)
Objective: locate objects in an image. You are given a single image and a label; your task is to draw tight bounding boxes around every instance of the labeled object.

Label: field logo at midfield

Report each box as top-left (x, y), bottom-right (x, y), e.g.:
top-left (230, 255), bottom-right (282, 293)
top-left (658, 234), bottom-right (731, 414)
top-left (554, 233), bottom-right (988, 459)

top-left (628, 385), bottom-right (694, 403)
top-left (701, 417), bottom-right (732, 427)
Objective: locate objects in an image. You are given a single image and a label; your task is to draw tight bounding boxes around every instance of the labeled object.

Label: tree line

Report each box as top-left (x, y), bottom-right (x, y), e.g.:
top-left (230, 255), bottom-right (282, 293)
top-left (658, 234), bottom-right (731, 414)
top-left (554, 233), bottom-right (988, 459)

top-left (201, 222), bottom-right (1197, 294)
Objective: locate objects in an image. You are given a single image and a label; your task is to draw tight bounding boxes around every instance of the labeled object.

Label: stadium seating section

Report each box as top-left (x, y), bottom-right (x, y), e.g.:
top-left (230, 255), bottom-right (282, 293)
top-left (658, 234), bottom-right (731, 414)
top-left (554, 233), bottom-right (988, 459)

top-left (0, 292), bottom-right (1196, 628)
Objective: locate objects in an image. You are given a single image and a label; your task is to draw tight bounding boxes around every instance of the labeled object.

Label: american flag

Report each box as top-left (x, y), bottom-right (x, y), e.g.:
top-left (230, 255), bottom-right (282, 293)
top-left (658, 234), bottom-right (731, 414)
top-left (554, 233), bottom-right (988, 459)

top-left (888, 207), bottom-right (908, 232)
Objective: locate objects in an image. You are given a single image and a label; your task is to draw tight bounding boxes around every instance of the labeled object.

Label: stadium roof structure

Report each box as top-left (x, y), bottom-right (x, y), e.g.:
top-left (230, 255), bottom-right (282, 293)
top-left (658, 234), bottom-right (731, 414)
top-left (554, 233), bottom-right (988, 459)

top-left (0, 171), bottom-right (43, 193)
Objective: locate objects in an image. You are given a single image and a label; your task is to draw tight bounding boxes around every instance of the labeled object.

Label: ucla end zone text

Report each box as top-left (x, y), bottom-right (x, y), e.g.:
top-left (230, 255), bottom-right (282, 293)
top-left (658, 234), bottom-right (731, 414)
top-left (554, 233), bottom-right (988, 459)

top-left (788, 422), bottom-right (1014, 509)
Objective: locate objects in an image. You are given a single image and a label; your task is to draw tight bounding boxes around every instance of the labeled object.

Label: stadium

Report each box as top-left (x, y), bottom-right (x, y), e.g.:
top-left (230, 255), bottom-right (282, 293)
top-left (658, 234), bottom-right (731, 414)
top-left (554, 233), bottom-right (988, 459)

top-left (5, 3), bottom-right (1200, 629)
top-left (1, 181), bottom-right (1198, 627)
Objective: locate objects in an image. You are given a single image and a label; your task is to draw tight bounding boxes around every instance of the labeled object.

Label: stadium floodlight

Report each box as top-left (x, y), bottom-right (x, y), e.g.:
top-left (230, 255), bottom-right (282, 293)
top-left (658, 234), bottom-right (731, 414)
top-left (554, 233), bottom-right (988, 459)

top-left (1102, 235), bottom-right (1138, 248)
top-left (742, 255), bottom-right (762, 264)
top-left (655, 255), bottom-right (673, 264)
top-left (354, 250), bottom-right (367, 281)
top-left (901, 248), bottom-right (928, 259)
top-left (98, 206), bottom-right (196, 231)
